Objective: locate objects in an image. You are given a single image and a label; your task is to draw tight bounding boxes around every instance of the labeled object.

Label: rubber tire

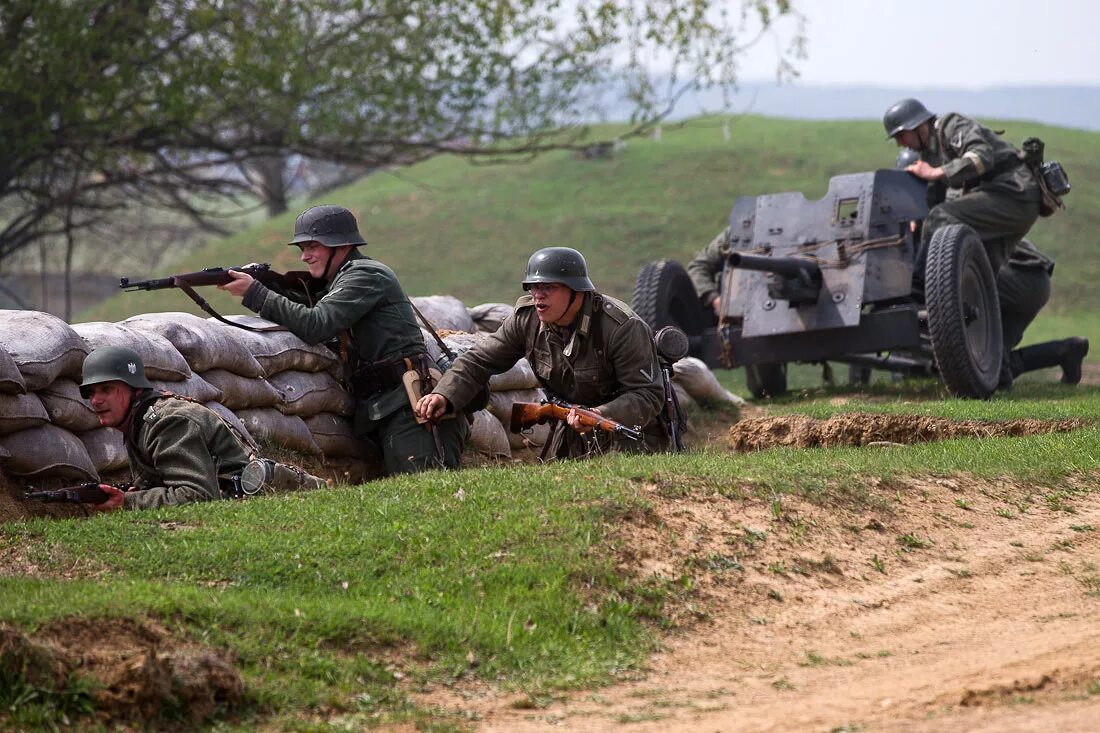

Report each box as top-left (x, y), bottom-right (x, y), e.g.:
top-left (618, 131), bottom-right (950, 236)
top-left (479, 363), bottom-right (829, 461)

top-left (745, 363), bottom-right (788, 399)
top-left (924, 224), bottom-right (1002, 399)
top-left (632, 259), bottom-right (714, 357)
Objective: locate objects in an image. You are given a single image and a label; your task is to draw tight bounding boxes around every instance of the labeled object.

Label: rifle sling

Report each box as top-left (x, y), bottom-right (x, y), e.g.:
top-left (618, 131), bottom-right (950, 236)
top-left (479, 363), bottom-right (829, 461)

top-left (407, 300), bottom-right (458, 361)
top-left (175, 280), bottom-right (287, 333)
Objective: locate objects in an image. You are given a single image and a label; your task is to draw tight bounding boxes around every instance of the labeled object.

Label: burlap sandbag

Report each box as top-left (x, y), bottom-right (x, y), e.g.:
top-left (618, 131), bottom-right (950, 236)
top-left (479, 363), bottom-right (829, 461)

top-left (467, 302), bottom-right (514, 333)
top-left (671, 380), bottom-right (697, 410)
top-left (204, 402), bottom-right (258, 453)
top-left (36, 380), bottom-right (102, 433)
top-left (267, 370), bottom-right (354, 418)
top-left (303, 413), bottom-right (361, 459)
top-left (208, 315), bottom-right (341, 376)
top-left (149, 373), bottom-right (224, 404)
top-left (73, 321), bottom-right (191, 382)
top-left (200, 370), bottom-right (283, 410)
top-left (236, 408), bottom-right (322, 456)
top-left (0, 347), bottom-right (26, 395)
top-left (508, 421), bottom-right (549, 451)
top-left (0, 393), bottom-right (49, 436)
top-left (0, 424), bottom-right (98, 481)
top-left (123, 312), bottom-right (264, 377)
top-left (79, 427), bottom-right (129, 474)
top-left (437, 332), bottom-right (539, 391)
top-left (486, 388), bottom-right (543, 427)
top-left (411, 295), bottom-right (475, 333)
top-left (673, 357), bottom-right (745, 406)
top-left (468, 410), bottom-right (511, 459)
top-left (0, 310), bottom-right (88, 391)
top-left (0, 442), bottom-right (10, 464)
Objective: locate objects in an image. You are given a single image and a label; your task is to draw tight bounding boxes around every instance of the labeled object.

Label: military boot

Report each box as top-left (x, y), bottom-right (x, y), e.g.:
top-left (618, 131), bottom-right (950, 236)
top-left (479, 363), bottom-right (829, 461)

top-left (1010, 337), bottom-right (1089, 384)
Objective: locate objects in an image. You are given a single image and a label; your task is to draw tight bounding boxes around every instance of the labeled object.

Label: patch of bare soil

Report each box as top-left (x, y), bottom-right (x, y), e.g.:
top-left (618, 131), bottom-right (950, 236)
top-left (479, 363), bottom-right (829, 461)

top-left (417, 473), bottom-right (1100, 732)
top-left (728, 412), bottom-right (1088, 451)
top-left (0, 617), bottom-right (243, 729)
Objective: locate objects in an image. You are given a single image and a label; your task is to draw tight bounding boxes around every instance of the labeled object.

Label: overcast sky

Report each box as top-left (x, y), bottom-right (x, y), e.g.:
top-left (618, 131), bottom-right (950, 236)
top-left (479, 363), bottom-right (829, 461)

top-left (741, 0), bottom-right (1100, 89)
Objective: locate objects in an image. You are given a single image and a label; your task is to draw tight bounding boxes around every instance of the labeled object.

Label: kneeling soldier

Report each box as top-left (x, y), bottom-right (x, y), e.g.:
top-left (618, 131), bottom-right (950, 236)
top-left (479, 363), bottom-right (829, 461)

top-left (80, 346), bottom-right (325, 511)
top-left (416, 247), bottom-right (667, 458)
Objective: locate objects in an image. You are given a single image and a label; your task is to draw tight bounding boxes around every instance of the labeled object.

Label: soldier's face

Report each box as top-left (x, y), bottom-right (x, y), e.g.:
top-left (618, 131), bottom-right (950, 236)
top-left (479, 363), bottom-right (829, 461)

top-left (893, 129), bottom-right (923, 151)
top-left (297, 242), bottom-right (331, 278)
top-left (528, 282), bottom-right (574, 324)
top-left (86, 381), bottom-right (135, 428)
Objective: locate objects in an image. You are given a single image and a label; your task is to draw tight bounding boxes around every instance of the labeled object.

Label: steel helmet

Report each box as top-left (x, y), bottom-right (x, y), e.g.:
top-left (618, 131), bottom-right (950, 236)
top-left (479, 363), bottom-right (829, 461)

top-left (883, 98), bottom-right (934, 139)
top-left (522, 247), bottom-right (595, 292)
top-left (288, 205), bottom-right (366, 247)
top-left (895, 147), bottom-right (921, 169)
top-left (79, 346), bottom-right (153, 398)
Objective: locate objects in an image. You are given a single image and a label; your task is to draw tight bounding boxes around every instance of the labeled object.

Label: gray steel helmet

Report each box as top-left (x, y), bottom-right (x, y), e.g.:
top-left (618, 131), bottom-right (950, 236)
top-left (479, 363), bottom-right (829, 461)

top-left (895, 147), bottom-right (920, 169)
top-left (522, 247), bottom-right (595, 292)
top-left (883, 98), bottom-right (934, 139)
top-left (79, 346), bottom-right (153, 398)
top-left (288, 205), bottom-right (366, 247)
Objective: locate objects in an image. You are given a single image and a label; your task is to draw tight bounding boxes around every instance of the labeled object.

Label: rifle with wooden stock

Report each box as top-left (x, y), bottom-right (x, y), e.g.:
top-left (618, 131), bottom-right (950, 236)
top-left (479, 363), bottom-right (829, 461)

top-left (509, 396), bottom-right (642, 441)
top-left (120, 264), bottom-right (318, 332)
top-left (23, 482), bottom-right (130, 505)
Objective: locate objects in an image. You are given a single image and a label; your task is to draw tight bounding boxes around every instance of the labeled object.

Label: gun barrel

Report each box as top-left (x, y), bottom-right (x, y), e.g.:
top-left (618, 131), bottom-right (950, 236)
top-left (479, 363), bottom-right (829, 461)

top-left (728, 252), bottom-right (821, 279)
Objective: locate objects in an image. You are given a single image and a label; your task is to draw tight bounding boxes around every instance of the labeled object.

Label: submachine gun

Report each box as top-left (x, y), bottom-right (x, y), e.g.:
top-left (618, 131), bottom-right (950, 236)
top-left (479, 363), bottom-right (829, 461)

top-left (653, 326), bottom-right (689, 452)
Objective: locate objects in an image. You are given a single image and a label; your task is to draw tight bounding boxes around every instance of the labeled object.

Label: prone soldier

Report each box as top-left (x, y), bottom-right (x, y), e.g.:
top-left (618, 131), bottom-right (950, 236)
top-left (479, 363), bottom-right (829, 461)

top-left (219, 204), bottom-right (468, 475)
top-left (78, 346), bottom-right (325, 511)
top-left (414, 247), bottom-right (668, 458)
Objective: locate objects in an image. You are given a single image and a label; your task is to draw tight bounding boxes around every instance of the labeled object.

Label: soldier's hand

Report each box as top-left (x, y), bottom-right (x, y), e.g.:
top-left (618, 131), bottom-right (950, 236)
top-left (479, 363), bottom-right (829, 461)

top-left (711, 295), bottom-right (721, 317)
top-left (218, 269), bottom-right (255, 298)
top-left (905, 160), bottom-right (945, 182)
top-left (90, 484), bottom-right (126, 513)
top-left (415, 393), bottom-right (450, 421)
top-left (567, 407), bottom-right (599, 434)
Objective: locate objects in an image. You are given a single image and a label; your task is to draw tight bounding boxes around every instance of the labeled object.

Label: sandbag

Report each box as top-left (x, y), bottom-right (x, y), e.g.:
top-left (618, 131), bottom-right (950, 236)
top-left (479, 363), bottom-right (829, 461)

top-left (0, 424), bottom-right (98, 481)
top-left (0, 310), bottom-right (88, 391)
top-left (79, 427), bottom-right (129, 474)
top-left (438, 332), bottom-right (540, 391)
top-left (0, 442), bottom-right (10, 464)
top-left (236, 408), bottom-right (322, 456)
top-left (467, 410), bottom-right (511, 459)
top-left (671, 381), bottom-right (697, 410)
top-left (508, 421), bottom-right (549, 451)
top-left (72, 322), bottom-right (191, 382)
top-left (673, 357), bottom-right (745, 406)
top-left (36, 380), bottom-right (102, 433)
top-left (0, 393), bottom-right (49, 436)
top-left (122, 312), bottom-right (264, 377)
top-left (486, 388), bottom-right (543, 427)
top-left (267, 370), bottom-right (354, 418)
top-left (0, 347), bottom-right (26, 395)
top-left (208, 315), bottom-right (341, 375)
top-left (200, 370), bottom-right (283, 410)
top-left (467, 302), bottom-right (514, 333)
top-left (411, 295), bottom-right (475, 333)
top-left (204, 402), bottom-right (258, 453)
top-left (150, 373), bottom-right (224, 404)
top-left (303, 413), bottom-right (361, 459)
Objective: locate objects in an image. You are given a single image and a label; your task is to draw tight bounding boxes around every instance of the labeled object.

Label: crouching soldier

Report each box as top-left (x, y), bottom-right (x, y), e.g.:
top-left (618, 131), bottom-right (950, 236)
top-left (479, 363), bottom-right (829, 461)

top-left (79, 346), bottom-right (326, 512)
top-left (415, 247), bottom-right (667, 458)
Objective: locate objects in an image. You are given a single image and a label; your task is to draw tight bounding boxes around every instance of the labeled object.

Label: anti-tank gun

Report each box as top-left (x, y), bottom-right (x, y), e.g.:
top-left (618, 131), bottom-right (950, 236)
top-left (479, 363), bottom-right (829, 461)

top-left (634, 169), bottom-right (1002, 399)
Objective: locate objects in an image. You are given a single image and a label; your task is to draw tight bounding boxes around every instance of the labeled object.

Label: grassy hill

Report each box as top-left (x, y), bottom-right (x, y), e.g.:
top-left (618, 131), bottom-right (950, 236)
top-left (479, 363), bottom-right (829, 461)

top-left (81, 114), bottom-right (1100, 324)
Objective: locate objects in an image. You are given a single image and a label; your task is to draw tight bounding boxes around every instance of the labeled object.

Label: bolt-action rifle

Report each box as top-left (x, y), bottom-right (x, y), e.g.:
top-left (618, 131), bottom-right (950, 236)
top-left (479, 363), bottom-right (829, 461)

top-left (23, 482), bottom-right (131, 505)
top-left (120, 264), bottom-right (318, 332)
top-left (509, 395), bottom-right (642, 441)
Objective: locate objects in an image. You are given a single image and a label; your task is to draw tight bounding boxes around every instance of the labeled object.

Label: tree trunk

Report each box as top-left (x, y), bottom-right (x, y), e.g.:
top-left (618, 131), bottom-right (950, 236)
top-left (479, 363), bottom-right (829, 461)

top-left (246, 156), bottom-right (289, 217)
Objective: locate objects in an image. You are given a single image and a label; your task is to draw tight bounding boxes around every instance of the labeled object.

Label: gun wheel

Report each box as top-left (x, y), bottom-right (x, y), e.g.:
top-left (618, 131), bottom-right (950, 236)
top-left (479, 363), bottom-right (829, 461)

top-left (924, 224), bottom-right (1002, 398)
top-left (632, 259), bottom-right (717, 366)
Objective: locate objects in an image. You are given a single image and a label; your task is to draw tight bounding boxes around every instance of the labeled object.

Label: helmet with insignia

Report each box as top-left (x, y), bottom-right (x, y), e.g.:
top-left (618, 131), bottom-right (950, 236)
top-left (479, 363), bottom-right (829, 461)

top-left (895, 147), bottom-right (920, 169)
top-left (883, 98), bottom-right (934, 139)
top-left (522, 247), bottom-right (595, 292)
top-left (79, 346), bottom-right (153, 398)
top-left (288, 204), bottom-right (366, 248)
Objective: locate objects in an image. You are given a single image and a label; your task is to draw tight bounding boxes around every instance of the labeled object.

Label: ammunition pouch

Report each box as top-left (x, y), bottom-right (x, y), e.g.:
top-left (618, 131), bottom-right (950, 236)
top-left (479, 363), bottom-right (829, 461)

top-left (348, 355), bottom-right (419, 398)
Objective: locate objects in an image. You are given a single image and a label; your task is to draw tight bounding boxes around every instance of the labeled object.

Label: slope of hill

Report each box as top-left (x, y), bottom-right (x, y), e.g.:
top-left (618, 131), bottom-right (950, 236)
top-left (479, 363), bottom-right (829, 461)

top-left (81, 115), bottom-right (1100, 323)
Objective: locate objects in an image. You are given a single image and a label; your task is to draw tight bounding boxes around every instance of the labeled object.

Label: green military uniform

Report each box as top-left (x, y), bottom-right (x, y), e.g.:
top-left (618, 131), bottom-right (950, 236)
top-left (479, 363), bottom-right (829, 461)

top-left (243, 250), bottom-right (467, 474)
top-left (687, 227), bottom-right (730, 308)
top-left (123, 393), bottom-right (252, 510)
top-left (919, 112), bottom-right (1040, 273)
top-left (434, 291), bottom-right (667, 458)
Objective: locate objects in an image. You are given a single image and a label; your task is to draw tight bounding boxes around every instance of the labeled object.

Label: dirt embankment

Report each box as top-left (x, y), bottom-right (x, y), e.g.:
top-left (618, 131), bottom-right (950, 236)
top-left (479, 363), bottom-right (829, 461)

top-left (727, 412), bottom-right (1088, 451)
top-left (420, 472), bottom-right (1100, 732)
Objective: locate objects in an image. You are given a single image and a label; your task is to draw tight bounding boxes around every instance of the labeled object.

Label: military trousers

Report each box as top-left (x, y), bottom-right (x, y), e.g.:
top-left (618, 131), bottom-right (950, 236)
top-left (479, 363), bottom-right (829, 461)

top-left (923, 191), bottom-right (1040, 273)
top-left (364, 404), bottom-right (468, 476)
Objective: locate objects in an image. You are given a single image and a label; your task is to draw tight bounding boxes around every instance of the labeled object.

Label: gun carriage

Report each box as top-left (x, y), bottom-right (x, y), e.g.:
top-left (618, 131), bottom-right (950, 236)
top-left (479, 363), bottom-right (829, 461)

top-left (633, 169), bottom-right (1003, 399)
